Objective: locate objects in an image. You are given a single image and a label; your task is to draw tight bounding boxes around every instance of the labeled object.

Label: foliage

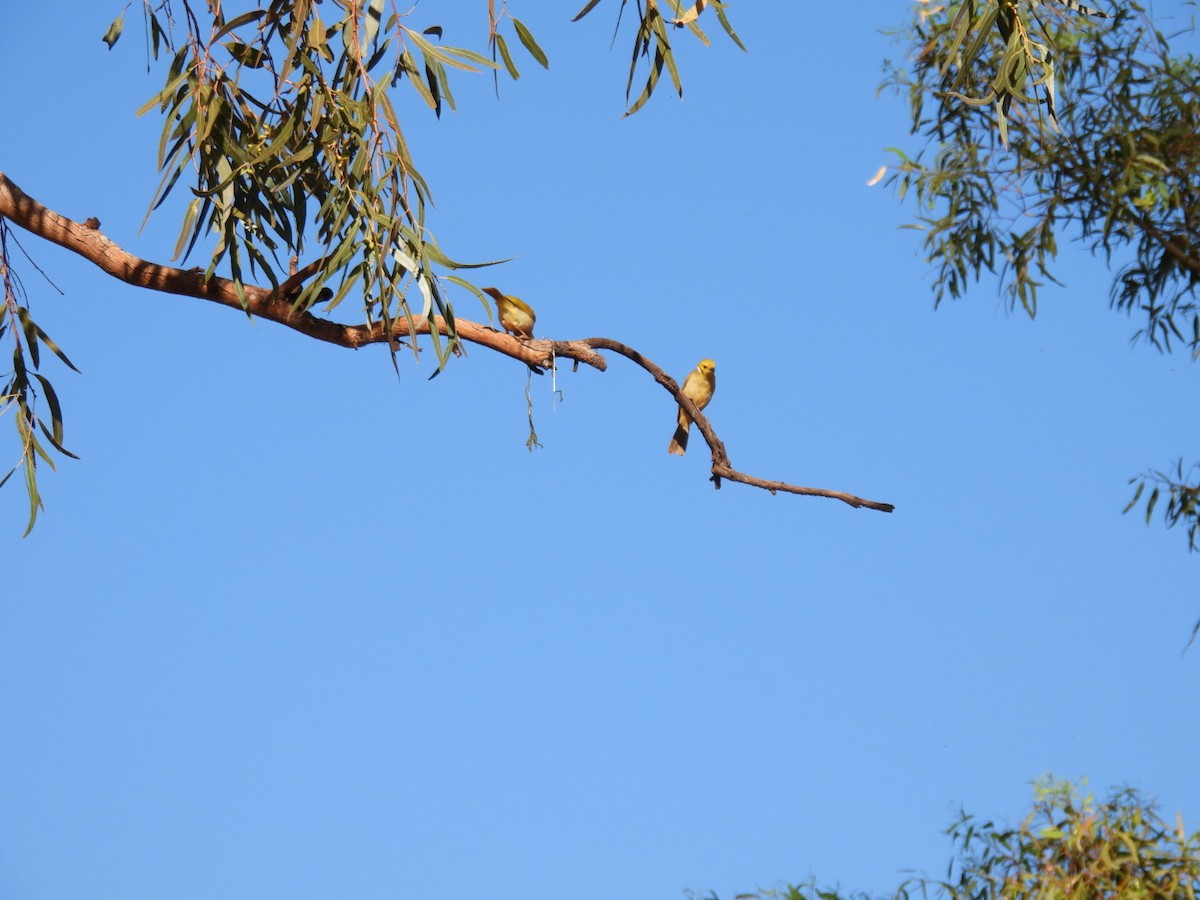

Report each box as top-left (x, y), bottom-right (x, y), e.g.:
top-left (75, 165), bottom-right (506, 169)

top-left (929, 0), bottom-right (1114, 146)
top-left (883, 0), bottom-right (1200, 552)
top-left (1127, 460), bottom-right (1200, 551)
top-left (885, 0), bottom-right (1200, 341)
top-left (0, 0), bottom-right (740, 534)
top-left (0, 223), bottom-right (80, 536)
top-left (902, 779), bottom-right (1200, 898)
top-left (704, 779), bottom-right (1200, 900)
top-left (125, 0), bottom-right (526, 363)
top-left (109, 0), bottom-right (741, 353)
top-left (573, 0), bottom-right (745, 116)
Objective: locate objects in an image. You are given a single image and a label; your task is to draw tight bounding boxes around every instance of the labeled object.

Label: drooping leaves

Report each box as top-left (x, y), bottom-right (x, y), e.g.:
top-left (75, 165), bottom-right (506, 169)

top-left (574, 0), bottom-right (745, 116)
top-left (134, 0), bottom-right (509, 374)
top-left (0, 222), bottom-right (78, 537)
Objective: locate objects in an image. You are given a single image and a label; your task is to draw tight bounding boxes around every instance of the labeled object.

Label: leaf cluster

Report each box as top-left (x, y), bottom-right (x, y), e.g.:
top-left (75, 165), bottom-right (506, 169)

top-left (935, 0), bottom-right (1114, 146)
top-left (1125, 460), bottom-right (1200, 621)
top-left (573, 0), bottom-right (745, 116)
top-left (703, 778), bottom-right (1200, 900)
top-left (114, 0), bottom-right (544, 372)
top-left (485, 2), bottom-right (549, 83)
top-left (1126, 459), bottom-right (1200, 547)
top-left (0, 223), bottom-right (79, 536)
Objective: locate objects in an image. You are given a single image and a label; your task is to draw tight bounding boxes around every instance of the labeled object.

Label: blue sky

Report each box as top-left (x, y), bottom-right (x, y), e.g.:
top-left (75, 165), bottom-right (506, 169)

top-left (1, 3), bottom-right (1196, 899)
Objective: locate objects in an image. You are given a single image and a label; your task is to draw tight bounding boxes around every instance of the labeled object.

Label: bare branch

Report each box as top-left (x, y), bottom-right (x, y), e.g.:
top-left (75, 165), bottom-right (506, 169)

top-left (583, 338), bottom-right (896, 513)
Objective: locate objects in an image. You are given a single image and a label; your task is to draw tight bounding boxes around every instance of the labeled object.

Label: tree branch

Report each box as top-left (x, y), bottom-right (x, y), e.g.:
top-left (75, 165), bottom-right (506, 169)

top-left (0, 171), bottom-right (603, 372)
top-left (0, 170), bottom-right (895, 514)
top-left (583, 338), bottom-right (896, 513)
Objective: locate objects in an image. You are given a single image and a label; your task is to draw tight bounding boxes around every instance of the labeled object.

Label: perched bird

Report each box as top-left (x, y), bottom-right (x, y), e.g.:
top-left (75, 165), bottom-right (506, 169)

top-left (667, 358), bottom-right (716, 456)
top-left (482, 286), bottom-right (536, 338)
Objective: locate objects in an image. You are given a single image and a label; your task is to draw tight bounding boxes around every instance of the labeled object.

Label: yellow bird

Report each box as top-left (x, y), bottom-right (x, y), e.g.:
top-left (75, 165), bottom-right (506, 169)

top-left (667, 358), bottom-right (716, 456)
top-left (482, 286), bottom-right (536, 338)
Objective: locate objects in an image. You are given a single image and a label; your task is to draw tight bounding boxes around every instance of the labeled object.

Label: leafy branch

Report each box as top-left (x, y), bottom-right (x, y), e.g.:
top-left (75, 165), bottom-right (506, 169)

top-left (0, 173), bottom-right (895, 523)
top-left (1, 0), bottom-right (757, 532)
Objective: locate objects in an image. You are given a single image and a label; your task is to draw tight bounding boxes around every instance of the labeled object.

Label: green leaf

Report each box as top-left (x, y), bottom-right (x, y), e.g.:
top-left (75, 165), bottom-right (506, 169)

top-left (211, 9), bottom-right (267, 43)
top-left (136, 68), bottom-right (191, 118)
top-left (939, 0), bottom-right (978, 78)
top-left (16, 306), bottom-right (40, 369)
top-left (404, 28), bottom-right (490, 73)
top-left (573, 0), bottom-right (605, 22)
top-left (511, 18), bottom-right (549, 69)
top-left (624, 46), bottom-right (665, 116)
top-left (226, 41), bottom-right (266, 68)
top-left (424, 59), bottom-right (444, 117)
top-left (494, 32), bottom-right (520, 80)
top-left (147, 10), bottom-right (169, 59)
top-left (1123, 480), bottom-right (1142, 513)
top-left (31, 373), bottom-right (69, 451)
top-left (173, 198), bottom-right (202, 262)
top-left (12, 341), bottom-right (28, 387)
top-left (21, 312), bottom-right (79, 374)
top-left (29, 429), bottom-right (57, 469)
top-left (101, 13), bottom-right (124, 49)
top-left (950, 6), bottom-right (1002, 93)
top-left (22, 454), bottom-right (41, 538)
top-left (653, 16), bottom-right (684, 97)
top-left (712, 0), bottom-right (745, 51)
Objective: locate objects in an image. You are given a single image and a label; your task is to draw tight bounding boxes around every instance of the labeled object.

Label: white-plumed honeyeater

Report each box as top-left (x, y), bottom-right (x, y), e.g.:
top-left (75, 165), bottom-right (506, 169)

top-left (482, 286), bottom-right (536, 338)
top-left (667, 359), bottom-right (716, 456)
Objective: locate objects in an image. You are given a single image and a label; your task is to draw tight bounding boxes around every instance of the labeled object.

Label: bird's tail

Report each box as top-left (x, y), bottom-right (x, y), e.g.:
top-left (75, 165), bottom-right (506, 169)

top-left (667, 425), bottom-right (689, 456)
